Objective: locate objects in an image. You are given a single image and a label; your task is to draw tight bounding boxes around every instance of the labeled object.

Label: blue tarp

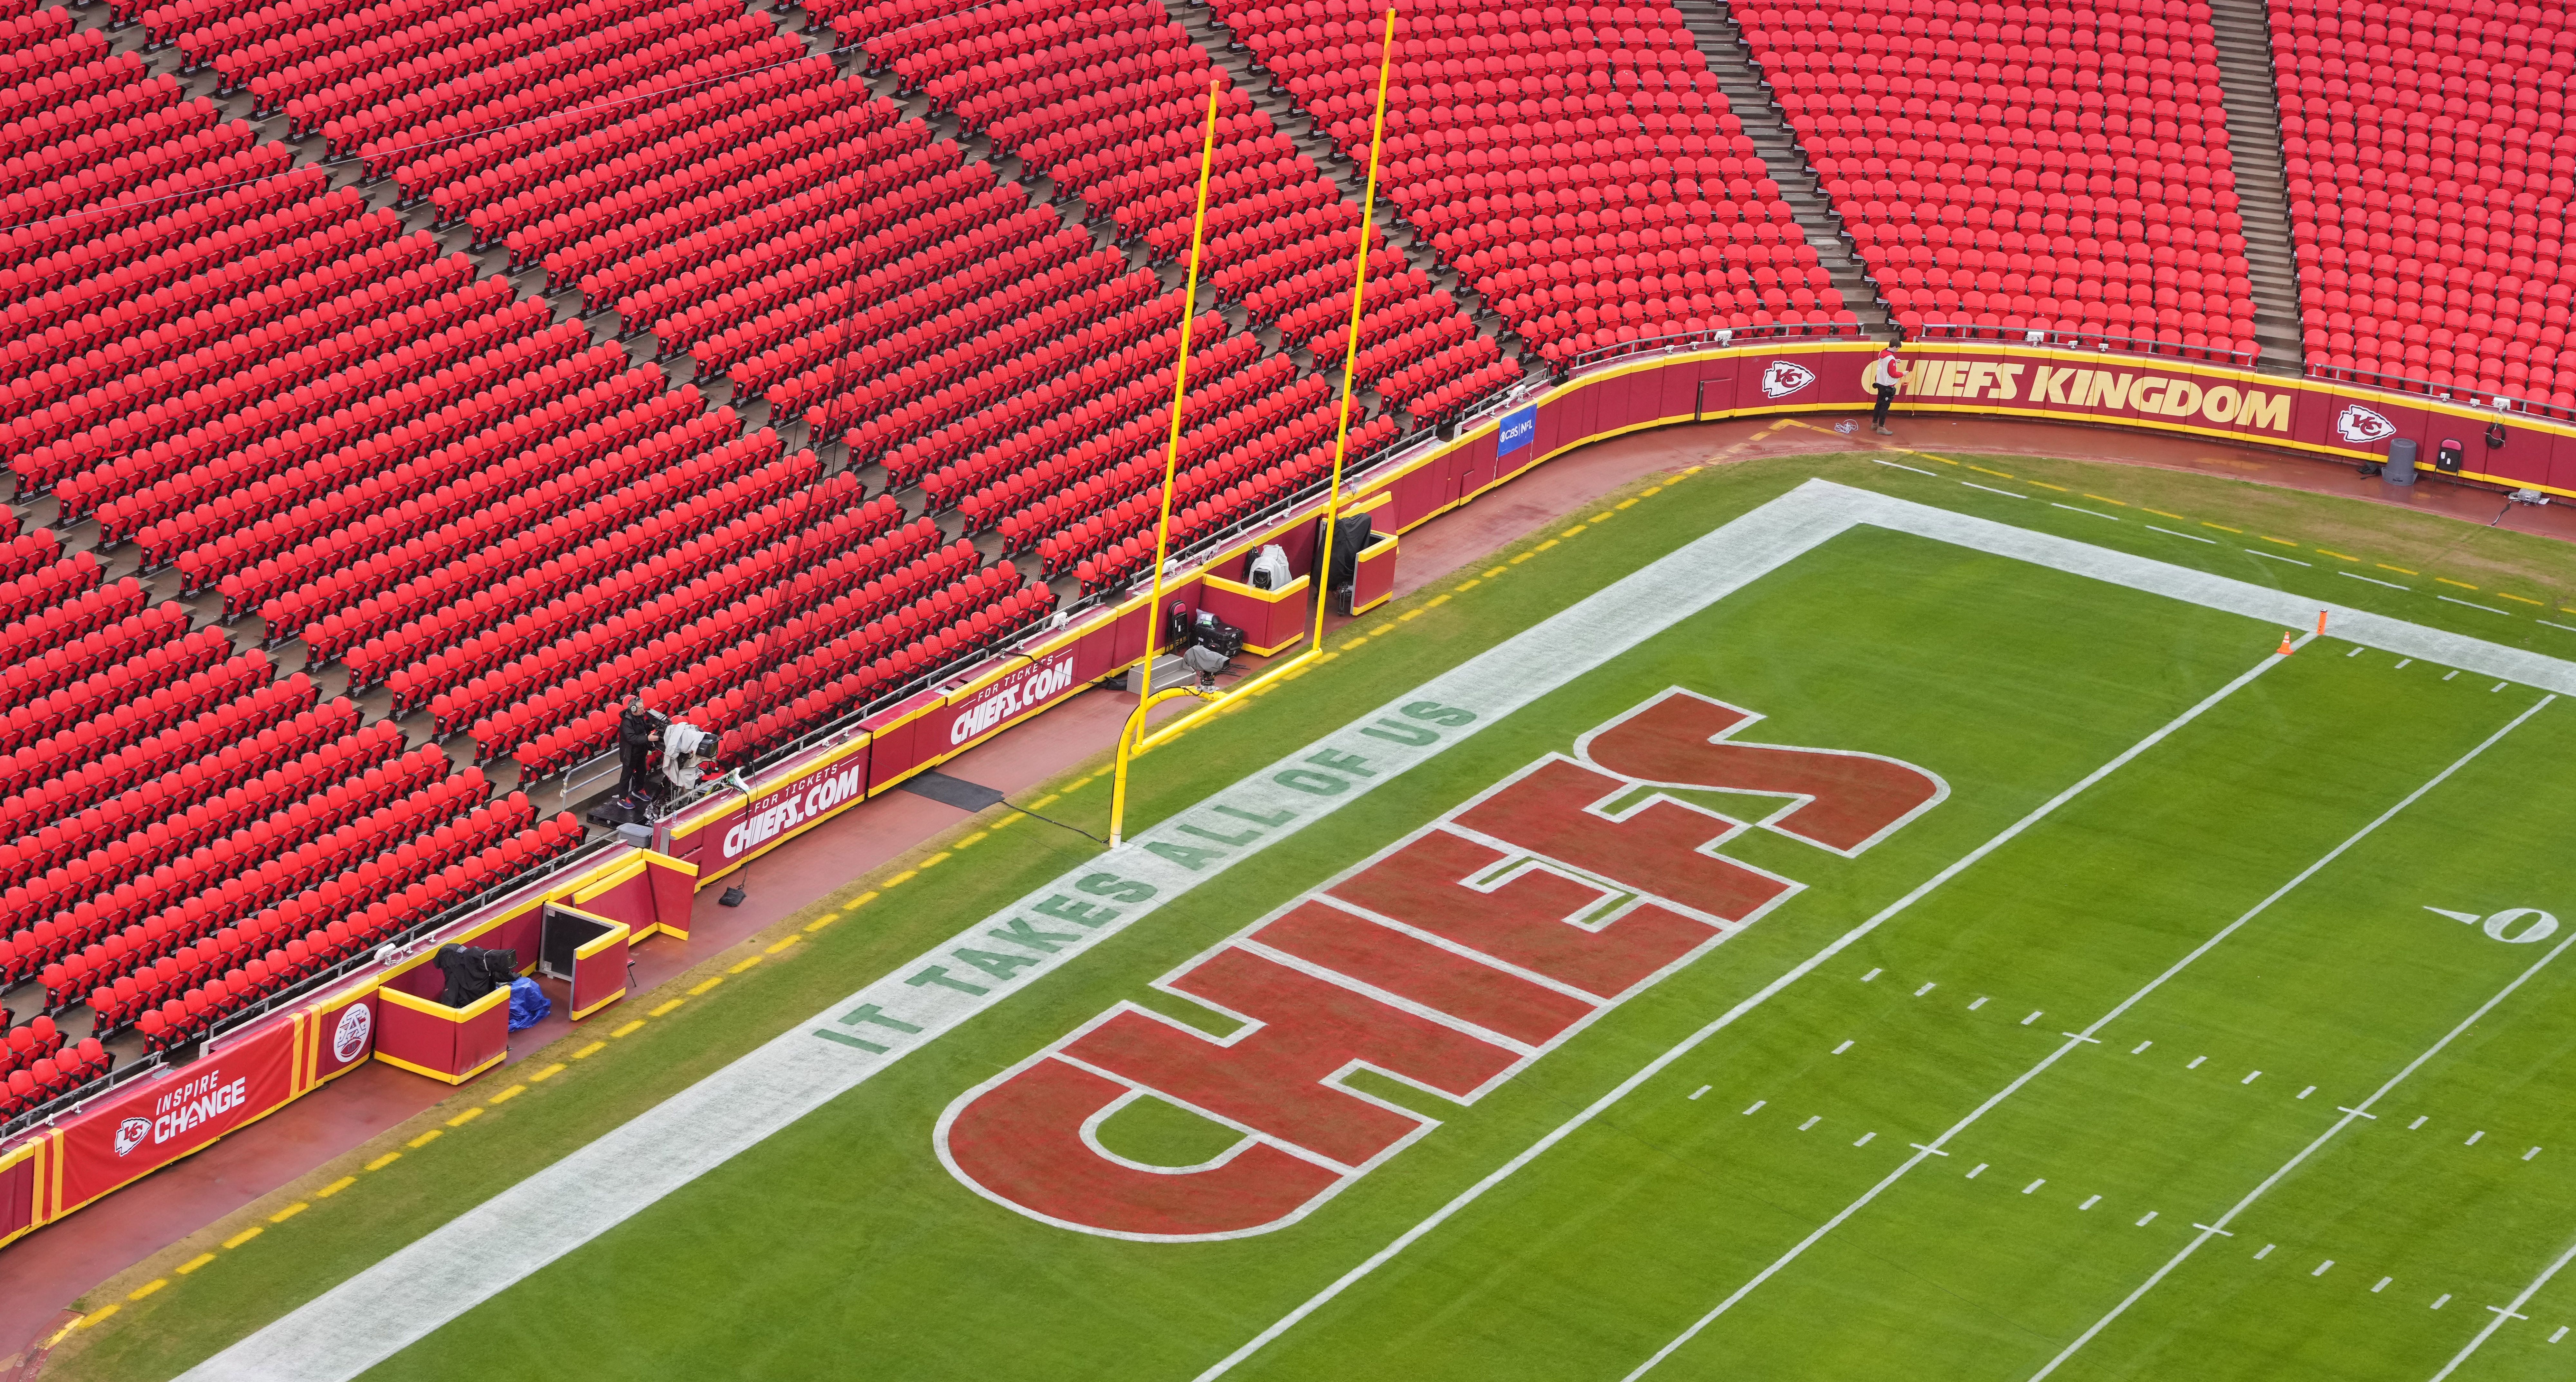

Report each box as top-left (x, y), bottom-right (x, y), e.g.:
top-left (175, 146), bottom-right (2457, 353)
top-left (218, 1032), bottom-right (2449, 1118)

top-left (507, 976), bottom-right (551, 1032)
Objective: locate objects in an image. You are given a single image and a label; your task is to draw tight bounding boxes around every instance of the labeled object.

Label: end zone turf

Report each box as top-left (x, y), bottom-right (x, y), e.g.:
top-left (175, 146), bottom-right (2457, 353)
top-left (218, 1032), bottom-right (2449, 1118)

top-left (52, 452), bottom-right (2576, 1382)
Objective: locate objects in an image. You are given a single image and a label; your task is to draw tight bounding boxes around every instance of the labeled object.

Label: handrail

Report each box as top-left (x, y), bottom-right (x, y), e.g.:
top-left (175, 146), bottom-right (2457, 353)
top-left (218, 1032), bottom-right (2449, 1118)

top-left (1569, 318), bottom-right (1857, 369)
top-left (1911, 320), bottom-right (2260, 370)
top-left (2303, 361), bottom-right (2570, 424)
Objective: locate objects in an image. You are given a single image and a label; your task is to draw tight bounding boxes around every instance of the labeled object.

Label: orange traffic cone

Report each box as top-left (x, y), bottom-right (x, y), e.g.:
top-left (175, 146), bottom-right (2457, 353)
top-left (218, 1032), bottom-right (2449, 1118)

top-left (2276, 632), bottom-right (2297, 655)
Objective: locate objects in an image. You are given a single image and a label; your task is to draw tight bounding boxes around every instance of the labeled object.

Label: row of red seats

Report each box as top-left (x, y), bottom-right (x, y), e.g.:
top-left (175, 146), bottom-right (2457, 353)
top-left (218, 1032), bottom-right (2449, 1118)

top-left (1406, 353), bottom-right (1525, 424)
top-left (510, 548), bottom-right (1006, 779)
top-left (670, 195), bottom-right (1054, 376)
top-left (1021, 392), bottom-right (1344, 573)
top-left (0, 601), bottom-right (189, 717)
top-left (672, 194), bottom-right (1043, 371)
top-left (0, 47), bottom-right (148, 132)
top-left (0, 65), bottom-right (180, 163)
top-left (964, 345), bottom-right (1287, 536)
top-left (2271, 0), bottom-right (2575, 400)
top-left (136, 817), bottom-right (585, 1053)
top-left (305, 433), bottom-right (800, 668)
top-left (457, 520), bottom-right (957, 752)
top-left (364, 0), bottom-right (776, 187)
top-left (157, 336), bottom-right (628, 584)
top-left (0, 672), bottom-right (314, 857)
top-left (3, 226), bottom-right (439, 411)
top-left (1, 122), bottom-right (261, 273)
top-left (0, 1032), bottom-right (107, 1120)
top-left (317, 0), bottom-right (729, 155)
top-left (1, 722), bottom-right (409, 943)
top-left (0, 1016), bottom-right (60, 1081)
top-left (0, 554), bottom-right (102, 627)
top-left (1377, 333), bottom-right (1508, 412)
top-left (819, 270), bottom-right (1164, 443)
top-left (839, 288), bottom-right (1194, 465)
top-left (0, 627), bottom-right (236, 759)
top-left (88, 289), bottom-right (548, 535)
top-left (189, 356), bottom-right (664, 609)
top-left (13, 744), bottom-right (456, 997)
top-left (688, 579), bottom-right (1060, 767)
top-left (267, 0), bottom-right (668, 131)
top-left (913, 324), bottom-right (1250, 505)
top-left (1742, 0), bottom-right (2251, 361)
top-left (443, 33), bottom-right (820, 243)
top-left (3, 253), bottom-right (476, 491)
top-left (382, 484), bottom-right (895, 712)
top-left (588, 141), bottom-right (971, 320)
top-left (748, 243), bottom-right (1124, 409)
top-left (94, 792), bottom-right (538, 1034)
top-left (0, 659), bottom-right (291, 803)
top-left (0, 700), bottom-right (365, 901)
top-left (1074, 425), bottom-right (1398, 593)
top-left (503, 88), bottom-right (902, 275)
top-left (0, 93), bottom-right (222, 202)
top-left (1, 162), bottom-right (333, 347)
top-left (54, 772), bottom-right (512, 1013)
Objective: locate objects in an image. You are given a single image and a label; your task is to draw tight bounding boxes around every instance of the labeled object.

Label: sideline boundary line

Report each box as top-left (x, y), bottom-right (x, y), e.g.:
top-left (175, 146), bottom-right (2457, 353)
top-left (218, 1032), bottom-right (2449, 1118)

top-left (1636, 695), bottom-right (2555, 1381)
top-left (180, 482), bottom-right (2576, 1382)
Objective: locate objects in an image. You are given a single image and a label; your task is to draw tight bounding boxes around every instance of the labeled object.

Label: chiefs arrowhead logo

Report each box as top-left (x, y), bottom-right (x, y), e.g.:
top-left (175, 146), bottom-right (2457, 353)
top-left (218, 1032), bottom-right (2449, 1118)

top-left (1760, 361), bottom-right (1816, 398)
top-left (115, 1117), bottom-right (150, 1157)
top-left (2334, 404), bottom-right (2396, 445)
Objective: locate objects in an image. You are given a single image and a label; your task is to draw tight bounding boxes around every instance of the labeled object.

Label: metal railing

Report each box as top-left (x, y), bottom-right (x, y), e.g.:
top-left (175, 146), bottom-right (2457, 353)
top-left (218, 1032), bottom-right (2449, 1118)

top-left (2302, 362), bottom-right (2570, 423)
top-left (1569, 318), bottom-right (1859, 370)
top-left (1911, 321), bottom-right (2260, 370)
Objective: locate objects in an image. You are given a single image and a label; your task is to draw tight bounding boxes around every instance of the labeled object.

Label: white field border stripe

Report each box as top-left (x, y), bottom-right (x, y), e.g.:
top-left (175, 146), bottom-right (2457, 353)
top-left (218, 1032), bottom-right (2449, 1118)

top-left (1644, 692), bottom-right (2555, 1382)
top-left (2026, 729), bottom-right (2569, 1380)
top-left (1200, 639), bottom-right (2297, 1382)
top-left (184, 482), bottom-right (2576, 1382)
top-left (174, 481), bottom-right (1856, 1382)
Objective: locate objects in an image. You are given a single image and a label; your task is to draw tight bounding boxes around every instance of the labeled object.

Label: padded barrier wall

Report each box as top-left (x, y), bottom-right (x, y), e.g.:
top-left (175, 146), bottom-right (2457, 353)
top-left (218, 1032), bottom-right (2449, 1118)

top-left (4, 338), bottom-right (2563, 1251)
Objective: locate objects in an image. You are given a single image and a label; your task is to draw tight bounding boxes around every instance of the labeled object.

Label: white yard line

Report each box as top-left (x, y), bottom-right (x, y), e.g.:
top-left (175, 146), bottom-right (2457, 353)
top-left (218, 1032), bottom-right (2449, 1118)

top-left (1626, 694), bottom-right (2553, 1382)
top-left (2425, 1237), bottom-right (2576, 1377)
top-left (2027, 739), bottom-right (2572, 1380)
top-left (1205, 641), bottom-right (2300, 1382)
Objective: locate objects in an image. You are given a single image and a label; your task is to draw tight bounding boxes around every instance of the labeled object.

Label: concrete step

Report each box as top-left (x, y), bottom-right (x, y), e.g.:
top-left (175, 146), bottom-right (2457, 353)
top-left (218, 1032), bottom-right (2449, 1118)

top-left (2205, 0), bottom-right (2305, 373)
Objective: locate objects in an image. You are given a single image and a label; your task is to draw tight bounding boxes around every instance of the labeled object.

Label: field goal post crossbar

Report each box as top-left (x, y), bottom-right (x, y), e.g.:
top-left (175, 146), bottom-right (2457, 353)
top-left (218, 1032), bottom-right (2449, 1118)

top-left (1108, 7), bottom-right (1401, 848)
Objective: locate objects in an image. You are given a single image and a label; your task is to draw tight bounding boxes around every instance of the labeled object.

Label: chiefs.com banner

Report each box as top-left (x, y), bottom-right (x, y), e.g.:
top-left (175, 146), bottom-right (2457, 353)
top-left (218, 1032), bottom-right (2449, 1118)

top-left (53, 1020), bottom-right (297, 1212)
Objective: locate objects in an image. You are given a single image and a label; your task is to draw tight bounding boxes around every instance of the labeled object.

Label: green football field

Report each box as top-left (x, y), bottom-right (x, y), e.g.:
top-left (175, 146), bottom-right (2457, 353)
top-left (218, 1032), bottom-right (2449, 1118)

top-left (53, 449), bottom-right (2576, 1382)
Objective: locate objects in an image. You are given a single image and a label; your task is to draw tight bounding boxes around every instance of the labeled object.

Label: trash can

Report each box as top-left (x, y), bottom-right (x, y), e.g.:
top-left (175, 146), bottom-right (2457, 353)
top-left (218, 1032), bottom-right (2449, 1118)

top-left (2384, 436), bottom-right (2419, 486)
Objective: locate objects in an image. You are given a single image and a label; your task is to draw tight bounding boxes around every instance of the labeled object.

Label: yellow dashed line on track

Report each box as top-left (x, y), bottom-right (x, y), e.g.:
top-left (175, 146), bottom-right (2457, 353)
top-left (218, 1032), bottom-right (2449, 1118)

top-left (570, 1042), bottom-right (606, 1061)
top-left (954, 831), bottom-right (988, 850)
top-left (176, 1254), bottom-right (216, 1274)
top-left (1561, 525), bottom-right (1586, 537)
top-left (689, 976), bottom-right (724, 995)
top-left (2024, 480), bottom-right (2069, 492)
top-left (1510, 551), bottom-right (1535, 563)
top-left (1453, 578), bottom-right (1480, 591)
top-left (649, 999), bottom-right (685, 1017)
top-left (765, 935), bottom-right (800, 955)
top-left (221, 1227), bottom-right (261, 1250)
top-left (2497, 591), bottom-right (2544, 605)
top-left (529, 1062), bottom-right (566, 1081)
top-left (2202, 522), bottom-right (2243, 533)
top-left (2315, 549), bottom-right (2358, 561)
top-left (2145, 508), bottom-right (2188, 520)
top-left (364, 1152), bottom-right (401, 1170)
top-left (1591, 511), bottom-right (1613, 522)
top-left (407, 1130), bottom-right (441, 1149)
top-left (128, 1279), bottom-right (167, 1301)
top-left (2259, 535), bottom-right (2299, 547)
top-left (727, 955), bottom-right (762, 974)
top-left (2435, 577), bottom-right (2477, 589)
top-left (917, 852), bottom-right (950, 870)
top-left (1426, 593), bottom-right (1450, 607)
top-left (2380, 564), bottom-right (2419, 574)
top-left (1615, 497), bottom-right (1639, 509)
top-left (445, 1107), bottom-right (483, 1128)
top-left (78, 1305), bottom-right (118, 1328)
top-left (1534, 540), bottom-right (1558, 551)
top-left (316, 1176), bottom-right (357, 1197)
top-left (488, 1084), bottom-right (525, 1104)
top-left (609, 1020), bottom-right (645, 1038)
top-left (884, 869), bottom-right (918, 888)
top-left (269, 1202), bottom-right (308, 1224)
top-left (2083, 494), bottom-right (2129, 506)
top-left (1967, 464), bottom-right (2015, 478)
